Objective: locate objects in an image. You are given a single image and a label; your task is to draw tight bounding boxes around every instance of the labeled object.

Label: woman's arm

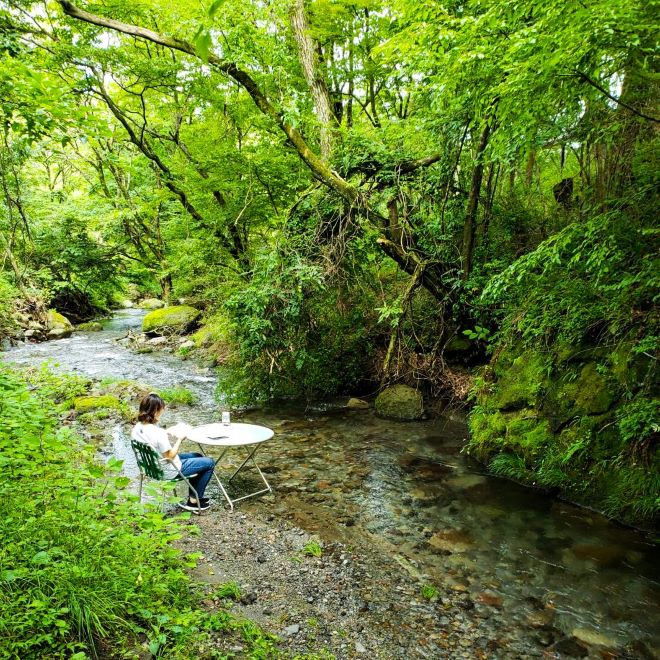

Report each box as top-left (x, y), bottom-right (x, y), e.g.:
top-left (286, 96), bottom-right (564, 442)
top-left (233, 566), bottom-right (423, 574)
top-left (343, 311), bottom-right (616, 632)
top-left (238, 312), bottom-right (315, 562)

top-left (162, 435), bottom-right (184, 460)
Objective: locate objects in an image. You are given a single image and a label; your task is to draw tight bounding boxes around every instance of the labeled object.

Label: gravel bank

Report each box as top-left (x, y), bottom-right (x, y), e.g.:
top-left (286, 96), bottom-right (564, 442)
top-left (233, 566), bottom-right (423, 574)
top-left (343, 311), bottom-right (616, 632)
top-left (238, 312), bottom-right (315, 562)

top-left (176, 502), bottom-right (564, 659)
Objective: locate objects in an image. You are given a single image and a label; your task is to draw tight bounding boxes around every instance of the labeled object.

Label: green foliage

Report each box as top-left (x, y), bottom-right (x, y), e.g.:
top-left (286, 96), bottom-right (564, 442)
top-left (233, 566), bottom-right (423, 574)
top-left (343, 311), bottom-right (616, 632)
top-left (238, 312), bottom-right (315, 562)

top-left (73, 394), bottom-right (122, 412)
top-left (0, 367), bottom-right (197, 657)
top-left (420, 584), bottom-right (439, 601)
top-left (21, 363), bottom-right (92, 406)
top-left (302, 540), bottom-right (323, 558)
top-left (217, 249), bottom-right (375, 405)
top-left (215, 582), bottom-right (242, 600)
top-left (617, 399), bottom-right (659, 446)
top-left (160, 387), bottom-right (197, 406)
top-left (0, 274), bottom-right (19, 337)
top-left (482, 201), bottom-right (659, 350)
top-left (0, 365), bottom-right (282, 659)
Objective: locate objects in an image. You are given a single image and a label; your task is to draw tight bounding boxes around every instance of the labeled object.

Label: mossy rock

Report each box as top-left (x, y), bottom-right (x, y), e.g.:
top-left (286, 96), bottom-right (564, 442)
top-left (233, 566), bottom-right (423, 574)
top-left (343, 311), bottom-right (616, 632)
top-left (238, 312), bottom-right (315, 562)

top-left (445, 335), bottom-right (471, 353)
top-left (468, 409), bottom-right (508, 460)
top-left (46, 310), bottom-right (73, 339)
top-left (551, 362), bottom-right (616, 418)
top-left (73, 395), bottom-right (121, 412)
top-left (76, 321), bottom-right (103, 332)
top-left (504, 410), bottom-right (553, 460)
top-left (192, 325), bottom-right (215, 348)
top-left (375, 384), bottom-right (424, 421)
top-left (139, 298), bottom-right (165, 310)
top-left (142, 305), bottom-right (201, 335)
top-left (468, 408), bottom-right (552, 463)
top-left (490, 351), bottom-right (549, 411)
top-left (77, 410), bottom-right (112, 423)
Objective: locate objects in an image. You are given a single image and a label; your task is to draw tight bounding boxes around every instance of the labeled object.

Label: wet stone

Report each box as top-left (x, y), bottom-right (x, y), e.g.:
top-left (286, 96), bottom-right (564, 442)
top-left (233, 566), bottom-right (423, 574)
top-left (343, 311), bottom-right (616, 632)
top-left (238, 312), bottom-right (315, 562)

top-left (548, 637), bottom-right (589, 658)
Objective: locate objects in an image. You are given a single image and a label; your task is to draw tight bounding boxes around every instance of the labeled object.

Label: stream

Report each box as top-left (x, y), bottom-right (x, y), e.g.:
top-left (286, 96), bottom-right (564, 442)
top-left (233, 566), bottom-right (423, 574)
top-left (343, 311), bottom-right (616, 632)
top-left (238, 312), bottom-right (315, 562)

top-left (3, 308), bottom-right (659, 658)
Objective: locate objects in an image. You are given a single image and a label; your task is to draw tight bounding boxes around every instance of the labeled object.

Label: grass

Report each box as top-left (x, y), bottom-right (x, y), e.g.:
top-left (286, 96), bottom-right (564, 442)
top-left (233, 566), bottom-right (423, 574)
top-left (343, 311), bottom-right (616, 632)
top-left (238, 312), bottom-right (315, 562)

top-left (215, 581), bottom-right (242, 600)
top-left (302, 540), bottom-right (323, 558)
top-left (421, 584), bottom-right (439, 601)
top-left (160, 386), bottom-right (196, 406)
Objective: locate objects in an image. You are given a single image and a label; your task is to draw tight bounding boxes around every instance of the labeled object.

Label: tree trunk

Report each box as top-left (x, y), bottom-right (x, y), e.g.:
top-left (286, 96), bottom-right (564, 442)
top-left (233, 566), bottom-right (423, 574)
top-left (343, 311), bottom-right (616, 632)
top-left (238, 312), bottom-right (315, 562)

top-left (461, 122), bottom-right (491, 280)
top-left (290, 0), bottom-right (337, 159)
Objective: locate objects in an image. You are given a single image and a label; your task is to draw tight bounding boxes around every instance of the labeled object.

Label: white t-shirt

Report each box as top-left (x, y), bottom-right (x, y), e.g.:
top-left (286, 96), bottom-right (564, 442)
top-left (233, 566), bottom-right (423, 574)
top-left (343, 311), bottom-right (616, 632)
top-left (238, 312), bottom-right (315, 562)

top-left (131, 422), bottom-right (182, 479)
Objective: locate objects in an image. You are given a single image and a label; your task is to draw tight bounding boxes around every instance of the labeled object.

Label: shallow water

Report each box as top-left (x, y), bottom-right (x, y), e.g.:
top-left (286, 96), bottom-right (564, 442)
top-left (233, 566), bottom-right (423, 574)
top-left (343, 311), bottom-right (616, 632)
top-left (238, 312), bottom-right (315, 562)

top-left (4, 309), bottom-right (659, 656)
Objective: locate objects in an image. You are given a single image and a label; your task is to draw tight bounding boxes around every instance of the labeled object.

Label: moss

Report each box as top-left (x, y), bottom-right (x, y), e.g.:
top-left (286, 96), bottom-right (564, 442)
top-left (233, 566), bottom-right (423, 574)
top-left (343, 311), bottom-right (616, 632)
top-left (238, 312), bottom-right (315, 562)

top-left (142, 305), bottom-right (200, 335)
top-left (46, 310), bottom-right (73, 339)
top-left (505, 411), bottom-right (553, 460)
top-left (490, 351), bottom-right (549, 411)
top-left (159, 387), bottom-right (196, 406)
top-left (469, 408), bottom-right (551, 464)
top-left (471, 341), bottom-right (658, 527)
top-left (445, 335), bottom-right (471, 352)
top-left (77, 410), bottom-right (111, 423)
top-left (374, 384), bottom-right (424, 420)
top-left (191, 314), bottom-right (231, 354)
top-left (73, 395), bottom-right (121, 412)
top-left (558, 362), bottom-right (616, 417)
top-left (609, 342), bottom-right (653, 390)
top-left (47, 310), bottom-right (70, 327)
top-left (76, 321), bottom-right (103, 332)
top-left (99, 379), bottom-right (149, 402)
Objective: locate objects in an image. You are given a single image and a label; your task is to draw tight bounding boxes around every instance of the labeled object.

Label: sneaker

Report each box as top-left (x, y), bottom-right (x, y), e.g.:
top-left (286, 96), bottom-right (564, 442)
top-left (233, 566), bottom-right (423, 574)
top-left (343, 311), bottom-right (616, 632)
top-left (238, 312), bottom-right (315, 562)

top-left (178, 499), bottom-right (210, 513)
top-left (199, 497), bottom-right (213, 506)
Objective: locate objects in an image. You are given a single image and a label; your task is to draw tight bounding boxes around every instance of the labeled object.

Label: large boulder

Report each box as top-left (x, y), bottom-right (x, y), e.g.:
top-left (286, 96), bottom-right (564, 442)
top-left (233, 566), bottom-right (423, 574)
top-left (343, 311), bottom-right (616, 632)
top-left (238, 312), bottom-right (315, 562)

top-left (139, 298), bottom-right (165, 310)
top-left (375, 384), bottom-right (424, 421)
top-left (142, 305), bottom-right (201, 336)
top-left (45, 310), bottom-right (73, 339)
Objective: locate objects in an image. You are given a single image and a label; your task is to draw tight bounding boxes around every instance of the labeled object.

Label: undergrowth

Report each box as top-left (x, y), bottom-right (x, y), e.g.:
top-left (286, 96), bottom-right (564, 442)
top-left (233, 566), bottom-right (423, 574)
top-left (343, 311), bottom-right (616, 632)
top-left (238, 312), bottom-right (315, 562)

top-left (0, 365), bottom-right (280, 659)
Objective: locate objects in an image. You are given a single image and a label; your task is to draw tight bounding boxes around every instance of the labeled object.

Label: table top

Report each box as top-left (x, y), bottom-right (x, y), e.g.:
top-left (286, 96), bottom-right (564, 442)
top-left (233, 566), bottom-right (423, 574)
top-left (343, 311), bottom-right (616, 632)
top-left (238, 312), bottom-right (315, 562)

top-left (188, 422), bottom-right (274, 447)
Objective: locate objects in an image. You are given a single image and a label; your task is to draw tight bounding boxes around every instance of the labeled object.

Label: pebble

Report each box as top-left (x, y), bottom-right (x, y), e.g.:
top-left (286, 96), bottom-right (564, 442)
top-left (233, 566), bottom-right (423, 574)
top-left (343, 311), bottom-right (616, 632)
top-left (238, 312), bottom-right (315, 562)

top-left (355, 641), bottom-right (367, 653)
top-left (284, 624), bottom-right (300, 636)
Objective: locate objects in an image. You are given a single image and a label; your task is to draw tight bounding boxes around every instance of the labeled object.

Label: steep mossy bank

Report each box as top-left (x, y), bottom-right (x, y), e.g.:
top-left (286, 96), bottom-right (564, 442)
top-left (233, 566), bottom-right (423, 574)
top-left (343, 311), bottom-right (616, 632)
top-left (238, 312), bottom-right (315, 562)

top-left (466, 343), bottom-right (658, 529)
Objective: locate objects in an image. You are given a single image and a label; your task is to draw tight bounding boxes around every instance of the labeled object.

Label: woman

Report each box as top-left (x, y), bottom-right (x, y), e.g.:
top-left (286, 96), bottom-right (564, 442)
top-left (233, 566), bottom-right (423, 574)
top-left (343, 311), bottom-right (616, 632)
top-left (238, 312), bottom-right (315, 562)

top-left (132, 393), bottom-right (214, 512)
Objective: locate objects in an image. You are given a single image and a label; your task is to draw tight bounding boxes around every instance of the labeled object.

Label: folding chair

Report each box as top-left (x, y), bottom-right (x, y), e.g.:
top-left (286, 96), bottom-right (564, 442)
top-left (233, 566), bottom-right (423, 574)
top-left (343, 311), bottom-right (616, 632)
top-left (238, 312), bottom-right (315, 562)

top-left (130, 439), bottom-right (202, 514)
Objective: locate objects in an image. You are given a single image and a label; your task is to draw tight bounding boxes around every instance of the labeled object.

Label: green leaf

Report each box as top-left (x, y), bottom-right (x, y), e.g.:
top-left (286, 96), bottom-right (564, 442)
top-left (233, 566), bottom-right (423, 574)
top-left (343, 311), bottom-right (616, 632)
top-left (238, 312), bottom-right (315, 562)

top-left (208, 0), bottom-right (227, 18)
top-left (32, 551), bottom-right (51, 565)
top-left (194, 30), bottom-right (213, 62)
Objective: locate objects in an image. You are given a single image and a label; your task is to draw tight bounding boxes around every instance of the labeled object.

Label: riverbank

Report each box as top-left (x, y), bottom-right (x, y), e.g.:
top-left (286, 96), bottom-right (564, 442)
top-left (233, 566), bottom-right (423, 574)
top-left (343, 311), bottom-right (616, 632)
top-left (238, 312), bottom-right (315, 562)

top-left (2, 312), bottom-right (659, 658)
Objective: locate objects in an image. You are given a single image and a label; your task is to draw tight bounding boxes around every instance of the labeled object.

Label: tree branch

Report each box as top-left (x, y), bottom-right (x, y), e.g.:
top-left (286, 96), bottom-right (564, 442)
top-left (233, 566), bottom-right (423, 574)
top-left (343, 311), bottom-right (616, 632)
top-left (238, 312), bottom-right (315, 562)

top-left (58, 1), bottom-right (359, 201)
top-left (576, 70), bottom-right (660, 123)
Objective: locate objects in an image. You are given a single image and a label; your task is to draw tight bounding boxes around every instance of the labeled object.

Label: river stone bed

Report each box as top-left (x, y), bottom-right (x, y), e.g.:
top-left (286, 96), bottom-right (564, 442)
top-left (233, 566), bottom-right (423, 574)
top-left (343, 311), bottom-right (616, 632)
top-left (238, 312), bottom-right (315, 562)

top-left (178, 506), bottom-right (535, 659)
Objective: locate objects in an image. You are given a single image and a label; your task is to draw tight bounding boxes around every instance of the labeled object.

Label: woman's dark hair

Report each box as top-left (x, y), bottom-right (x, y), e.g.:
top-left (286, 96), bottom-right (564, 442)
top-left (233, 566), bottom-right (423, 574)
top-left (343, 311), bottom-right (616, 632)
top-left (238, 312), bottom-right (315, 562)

top-left (138, 393), bottom-right (165, 424)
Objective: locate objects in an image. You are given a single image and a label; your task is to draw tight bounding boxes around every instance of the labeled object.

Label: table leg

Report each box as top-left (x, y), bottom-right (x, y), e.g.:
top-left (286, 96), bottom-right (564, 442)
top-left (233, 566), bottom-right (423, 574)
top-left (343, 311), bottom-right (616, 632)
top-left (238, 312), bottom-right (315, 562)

top-left (197, 443), bottom-right (235, 511)
top-left (225, 445), bottom-right (272, 503)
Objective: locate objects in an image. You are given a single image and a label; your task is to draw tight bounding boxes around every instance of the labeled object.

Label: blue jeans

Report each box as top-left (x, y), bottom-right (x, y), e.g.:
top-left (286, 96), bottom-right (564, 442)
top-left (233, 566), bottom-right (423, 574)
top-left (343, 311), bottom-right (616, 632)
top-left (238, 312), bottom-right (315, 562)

top-left (179, 452), bottom-right (214, 500)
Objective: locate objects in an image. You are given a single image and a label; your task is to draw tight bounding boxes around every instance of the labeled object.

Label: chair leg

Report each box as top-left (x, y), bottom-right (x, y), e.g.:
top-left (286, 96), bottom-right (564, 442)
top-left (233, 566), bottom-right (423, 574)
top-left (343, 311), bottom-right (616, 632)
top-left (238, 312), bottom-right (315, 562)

top-left (181, 477), bottom-right (201, 514)
top-left (175, 469), bottom-right (202, 514)
top-left (138, 473), bottom-right (144, 502)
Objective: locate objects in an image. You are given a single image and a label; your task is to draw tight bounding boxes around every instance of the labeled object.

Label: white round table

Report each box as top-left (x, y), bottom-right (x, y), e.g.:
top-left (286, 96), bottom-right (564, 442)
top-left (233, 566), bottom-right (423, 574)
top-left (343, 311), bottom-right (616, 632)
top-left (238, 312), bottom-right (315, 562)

top-left (188, 422), bottom-right (274, 510)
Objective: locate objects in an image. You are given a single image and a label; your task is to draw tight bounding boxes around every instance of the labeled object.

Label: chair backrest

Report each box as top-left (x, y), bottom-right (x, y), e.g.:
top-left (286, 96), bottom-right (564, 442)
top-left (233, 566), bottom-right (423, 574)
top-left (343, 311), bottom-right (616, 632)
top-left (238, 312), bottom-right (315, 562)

top-left (131, 439), bottom-right (165, 480)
